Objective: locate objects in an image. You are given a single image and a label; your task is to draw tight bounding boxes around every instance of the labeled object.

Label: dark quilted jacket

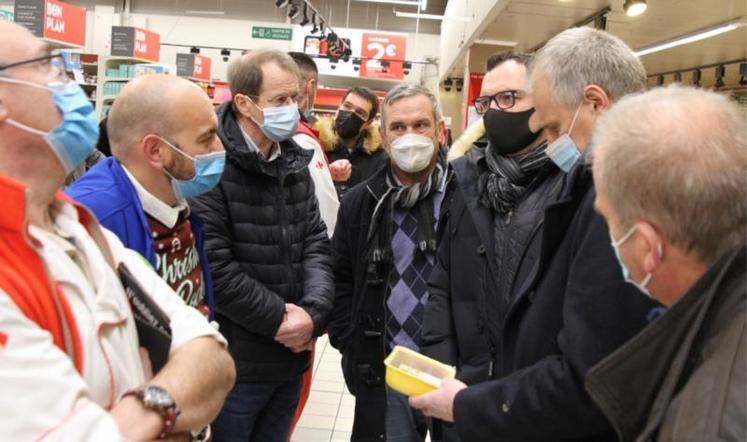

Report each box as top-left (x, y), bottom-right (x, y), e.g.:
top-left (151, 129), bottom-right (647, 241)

top-left (191, 103), bottom-right (334, 383)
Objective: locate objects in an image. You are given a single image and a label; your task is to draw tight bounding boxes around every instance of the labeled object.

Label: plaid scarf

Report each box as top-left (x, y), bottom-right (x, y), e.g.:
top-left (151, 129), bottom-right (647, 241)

top-left (367, 156), bottom-right (446, 265)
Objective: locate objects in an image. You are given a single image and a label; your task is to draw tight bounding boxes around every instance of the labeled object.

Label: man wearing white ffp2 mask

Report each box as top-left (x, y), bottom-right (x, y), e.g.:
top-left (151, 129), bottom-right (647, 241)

top-left (328, 84), bottom-right (448, 442)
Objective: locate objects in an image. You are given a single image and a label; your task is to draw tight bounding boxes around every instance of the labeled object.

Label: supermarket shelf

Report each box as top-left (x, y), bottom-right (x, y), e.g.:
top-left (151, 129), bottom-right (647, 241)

top-left (104, 77), bottom-right (134, 82)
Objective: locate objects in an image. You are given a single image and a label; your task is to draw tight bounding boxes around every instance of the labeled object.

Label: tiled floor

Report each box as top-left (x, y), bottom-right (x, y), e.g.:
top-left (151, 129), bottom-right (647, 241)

top-left (291, 335), bottom-right (354, 442)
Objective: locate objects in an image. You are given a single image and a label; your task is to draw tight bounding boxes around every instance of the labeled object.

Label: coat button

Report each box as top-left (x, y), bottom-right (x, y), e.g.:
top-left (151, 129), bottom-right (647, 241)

top-left (501, 401), bottom-right (510, 413)
top-left (476, 244), bottom-right (486, 255)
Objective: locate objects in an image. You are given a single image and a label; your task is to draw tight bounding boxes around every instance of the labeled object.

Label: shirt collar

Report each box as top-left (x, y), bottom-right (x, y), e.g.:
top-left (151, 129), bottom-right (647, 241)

top-left (239, 126), bottom-right (282, 162)
top-left (121, 165), bottom-right (189, 229)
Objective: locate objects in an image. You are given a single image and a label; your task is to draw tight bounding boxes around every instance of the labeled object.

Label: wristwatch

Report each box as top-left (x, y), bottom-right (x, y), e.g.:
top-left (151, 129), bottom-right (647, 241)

top-left (122, 385), bottom-right (181, 439)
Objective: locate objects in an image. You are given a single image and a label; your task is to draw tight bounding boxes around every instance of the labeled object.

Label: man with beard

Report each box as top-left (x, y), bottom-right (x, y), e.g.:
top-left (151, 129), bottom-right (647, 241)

top-left (317, 86), bottom-right (387, 198)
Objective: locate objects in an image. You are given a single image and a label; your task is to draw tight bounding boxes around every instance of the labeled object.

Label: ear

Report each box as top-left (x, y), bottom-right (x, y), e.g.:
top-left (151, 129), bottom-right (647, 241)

top-left (437, 119), bottom-right (447, 146)
top-left (140, 134), bottom-right (167, 169)
top-left (638, 221), bottom-right (664, 274)
top-left (234, 94), bottom-right (263, 124)
top-left (583, 85), bottom-right (611, 113)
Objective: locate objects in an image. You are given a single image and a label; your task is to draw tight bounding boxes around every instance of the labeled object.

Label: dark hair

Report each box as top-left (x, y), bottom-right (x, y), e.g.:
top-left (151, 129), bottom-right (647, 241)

top-left (341, 86), bottom-right (379, 122)
top-left (288, 51), bottom-right (318, 79)
top-left (227, 49), bottom-right (300, 98)
top-left (486, 52), bottom-right (533, 72)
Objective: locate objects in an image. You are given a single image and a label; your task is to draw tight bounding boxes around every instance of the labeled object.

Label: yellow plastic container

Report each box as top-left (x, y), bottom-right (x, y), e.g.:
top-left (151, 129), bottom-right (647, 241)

top-left (384, 345), bottom-right (456, 397)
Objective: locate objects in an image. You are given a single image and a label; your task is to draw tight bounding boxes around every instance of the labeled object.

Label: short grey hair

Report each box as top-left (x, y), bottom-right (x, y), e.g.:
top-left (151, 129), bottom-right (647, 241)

top-left (381, 83), bottom-right (442, 131)
top-left (533, 27), bottom-right (647, 107)
top-left (227, 49), bottom-right (300, 98)
top-left (591, 85), bottom-right (747, 265)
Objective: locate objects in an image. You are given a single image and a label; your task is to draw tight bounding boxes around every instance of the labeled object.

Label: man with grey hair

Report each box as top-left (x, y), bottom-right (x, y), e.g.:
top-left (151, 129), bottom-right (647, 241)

top-left (67, 74), bottom-right (225, 316)
top-left (329, 83), bottom-right (448, 441)
top-left (191, 49), bottom-right (334, 442)
top-left (586, 85), bottom-right (746, 441)
top-left (410, 27), bottom-right (657, 441)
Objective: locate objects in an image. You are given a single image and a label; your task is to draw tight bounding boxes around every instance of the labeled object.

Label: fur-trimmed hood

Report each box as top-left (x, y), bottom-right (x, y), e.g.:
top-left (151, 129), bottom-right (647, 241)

top-left (315, 116), bottom-right (384, 155)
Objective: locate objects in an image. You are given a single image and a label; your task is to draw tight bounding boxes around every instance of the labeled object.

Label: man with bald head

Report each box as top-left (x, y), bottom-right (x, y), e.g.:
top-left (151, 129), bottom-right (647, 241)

top-left (67, 74), bottom-right (225, 315)
top-left (0, 21), bottom-right (234, 440)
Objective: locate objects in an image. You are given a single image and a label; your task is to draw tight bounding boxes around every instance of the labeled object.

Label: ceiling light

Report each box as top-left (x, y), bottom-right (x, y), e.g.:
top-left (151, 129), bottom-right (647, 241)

top-left (740, 62), bottom-right (747, 86)
top-left (276, 0), bottom-right (290, 8)
top-left (300, 5), bottom-right (309, 26)
top-left (623, 0), bottom-right (647, 17)
top-left (714, 65), bottom-right (725, 88)
top-left (288, 4), bottom-right (300, 19)
top-left (394, 10), bottom-right (471, 21)
top-left (190, 46), bottom-right (200, 54)
top-left (673, 72), bottom-right (682, 83)
top-left (185, 10), bottom-right (225, 15)
top-left (692, 68), bottom-right (701, 87)
top-left (634, 18), bottom-right (745, 57)
top-left (420, 0), bottom-right (427, 11)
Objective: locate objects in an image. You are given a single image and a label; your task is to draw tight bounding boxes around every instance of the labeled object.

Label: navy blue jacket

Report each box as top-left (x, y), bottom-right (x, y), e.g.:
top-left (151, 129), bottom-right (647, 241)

top-left (66, 157), bottom-right (215, 316)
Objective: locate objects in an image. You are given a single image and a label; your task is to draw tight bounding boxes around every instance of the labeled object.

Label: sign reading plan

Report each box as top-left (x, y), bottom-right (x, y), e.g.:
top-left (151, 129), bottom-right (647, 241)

top-left (14, 0), bottom-right (86, 47)
top-left (252, 26), bottom-right (292, 41)
top-left (111, 26), bottom-right (161, 62)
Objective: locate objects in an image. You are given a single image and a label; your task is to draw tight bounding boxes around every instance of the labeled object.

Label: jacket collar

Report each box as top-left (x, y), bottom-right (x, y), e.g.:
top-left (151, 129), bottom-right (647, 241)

top-left (586, 245), bottom-right (746, 442)
top-left (216, 102), bottom-right (312, 176)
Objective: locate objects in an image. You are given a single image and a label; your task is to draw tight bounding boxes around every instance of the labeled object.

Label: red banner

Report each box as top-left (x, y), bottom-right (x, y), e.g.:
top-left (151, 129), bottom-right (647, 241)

top-left (133, 27), bottom-right (160, 62)
top-left (43, 0), bottom-right (86, 47)
top-left (192, 54), bottom-right (211, 81)
top-left (465, 72), bottom-right (485, 128)
top-left (360, 32), bottom-right (407, 80)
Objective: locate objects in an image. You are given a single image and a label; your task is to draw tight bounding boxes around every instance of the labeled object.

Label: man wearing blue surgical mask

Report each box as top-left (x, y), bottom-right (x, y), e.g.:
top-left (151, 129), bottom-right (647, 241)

top-left (67, 74), bottom-right (224, 316)
top-left (191, 49), bottom-right (334, 442)
top-left (410, 27), bottom-right (659, 442)
top-left (0, 21), bottom-right (235, 440)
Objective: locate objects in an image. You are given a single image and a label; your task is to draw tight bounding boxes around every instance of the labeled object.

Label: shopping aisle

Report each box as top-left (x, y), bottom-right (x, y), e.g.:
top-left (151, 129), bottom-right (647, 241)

top-left (291, 335), bottom-right (354, 441)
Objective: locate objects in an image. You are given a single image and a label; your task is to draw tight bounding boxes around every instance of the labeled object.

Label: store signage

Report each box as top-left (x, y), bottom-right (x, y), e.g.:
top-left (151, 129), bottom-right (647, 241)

top-left (176, 53), bottom-right (212, 81)
top-left (360, 32), bottom-right (407, 80)
top-left (14, 0), bottom-right (86, 47)
top-left (111, 26), bottom-right (160, 62)
top-left (252, 26), bottom-right (292, 41)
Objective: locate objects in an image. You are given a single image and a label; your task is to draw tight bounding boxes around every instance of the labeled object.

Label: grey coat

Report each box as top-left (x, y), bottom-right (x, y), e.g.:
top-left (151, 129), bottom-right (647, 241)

top-left (586, 246), bottom-right (746, 442)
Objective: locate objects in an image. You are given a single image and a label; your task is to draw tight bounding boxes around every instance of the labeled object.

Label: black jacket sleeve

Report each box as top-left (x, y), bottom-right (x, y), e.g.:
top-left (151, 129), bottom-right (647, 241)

top-left (453, 190), bottom-right (657, 442)
top-left (190, 184), bottom-right (286, 338)
top-left (422, 213), bottom-right (459, 366)
top-left (328, 197), bottom-right (355, 352)
top-left (297, 192), bottom-right (335, 338)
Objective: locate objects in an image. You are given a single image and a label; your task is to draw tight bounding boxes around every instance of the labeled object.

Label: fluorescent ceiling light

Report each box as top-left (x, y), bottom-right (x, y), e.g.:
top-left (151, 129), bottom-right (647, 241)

top-left (624, 0), bottom-right (647, 17)
top-left (394, 10), bottom-right (471, 21)
top-left (185, 10), bottom-right (225, 15)
top-left (474, 39), bottom-right (518, 47)
top-left (420, 0), bottom-right (427, 11)
top-left (635, 18), bottom-right (745, 57)
top-left (355, 0), bottom-right (421, 5)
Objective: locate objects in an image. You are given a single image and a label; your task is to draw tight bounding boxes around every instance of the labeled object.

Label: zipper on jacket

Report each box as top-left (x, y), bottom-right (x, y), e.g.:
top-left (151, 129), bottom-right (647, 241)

top-left (276, 166), bottom-right (296, 303)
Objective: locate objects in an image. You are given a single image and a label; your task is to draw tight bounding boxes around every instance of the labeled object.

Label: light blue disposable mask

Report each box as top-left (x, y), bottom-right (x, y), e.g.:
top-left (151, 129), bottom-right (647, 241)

top-left (610, 224), bottom-right (661, 298)
top-left (249, 98), bottom-right (300, 142)
top-left (0, 77), bottom-right (99, 174)
top-left (160, 137), bottom-right (226, 199)
top-left (545, 103), bottom-right (583, 173)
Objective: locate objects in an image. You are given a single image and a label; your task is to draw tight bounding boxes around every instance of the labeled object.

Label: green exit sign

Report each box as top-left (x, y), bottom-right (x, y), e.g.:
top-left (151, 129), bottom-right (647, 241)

top-left (252, 26), bottom-right (292, 41)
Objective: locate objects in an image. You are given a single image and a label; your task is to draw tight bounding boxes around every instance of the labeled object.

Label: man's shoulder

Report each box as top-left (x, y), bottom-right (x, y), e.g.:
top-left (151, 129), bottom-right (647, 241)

top-left (66, 158), bottom-right (137, 222)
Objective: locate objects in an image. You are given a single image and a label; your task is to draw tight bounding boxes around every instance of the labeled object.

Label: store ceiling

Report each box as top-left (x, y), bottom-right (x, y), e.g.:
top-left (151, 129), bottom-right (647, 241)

top-left (478, 0), bottom-right (746, 77)
top-left (59, 0), bottom-right (448, 34)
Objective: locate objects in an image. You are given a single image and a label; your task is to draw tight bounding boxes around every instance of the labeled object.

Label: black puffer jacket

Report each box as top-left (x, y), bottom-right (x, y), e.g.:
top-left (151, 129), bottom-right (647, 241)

top-left (191, 103), bottom-right (334, 383)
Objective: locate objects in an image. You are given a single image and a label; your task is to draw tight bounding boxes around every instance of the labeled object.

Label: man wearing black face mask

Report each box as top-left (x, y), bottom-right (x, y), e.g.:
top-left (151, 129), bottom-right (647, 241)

top-left (316, 86), bottom-right (387, 198)
top-left (419, 52), bottom-right (565, 440)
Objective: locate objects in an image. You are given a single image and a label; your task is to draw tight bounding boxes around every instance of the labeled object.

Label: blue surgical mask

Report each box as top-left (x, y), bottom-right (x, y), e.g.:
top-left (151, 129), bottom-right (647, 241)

top-left (160, 137), bottom-right (226, 199)
top-left (546, 103), bottom-right (583, 173)
top-left (0, 78), bottom-right (99, 174)
top-left (610, 224), bottom-right (660, 298)
top-left (248, 98), bottom-right (300, 142)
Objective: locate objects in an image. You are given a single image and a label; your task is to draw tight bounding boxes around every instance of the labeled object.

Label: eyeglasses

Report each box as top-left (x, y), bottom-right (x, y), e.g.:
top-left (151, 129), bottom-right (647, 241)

top-left (473, 90), bottom-right (520, 114)
top-left (0, 53), bottom-right (68, 82)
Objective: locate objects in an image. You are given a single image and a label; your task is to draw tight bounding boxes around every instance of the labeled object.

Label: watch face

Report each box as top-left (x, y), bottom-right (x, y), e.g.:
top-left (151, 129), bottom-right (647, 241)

top-left (142, 385), bottom-right (175, 410)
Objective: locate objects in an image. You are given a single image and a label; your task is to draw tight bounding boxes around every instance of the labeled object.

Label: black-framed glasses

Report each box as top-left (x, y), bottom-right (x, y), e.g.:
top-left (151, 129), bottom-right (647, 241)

top-left (0, 53), bottom-right (67, 81)
top-left (473, 89), bottom-right (520, 114)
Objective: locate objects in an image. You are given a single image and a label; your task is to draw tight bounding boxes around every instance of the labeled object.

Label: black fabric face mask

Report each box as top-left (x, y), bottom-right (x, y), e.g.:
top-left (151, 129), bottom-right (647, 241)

top-left (335, 110), bottom-right (366, 139)
top-left (483, 108), bottom-right (541, 155)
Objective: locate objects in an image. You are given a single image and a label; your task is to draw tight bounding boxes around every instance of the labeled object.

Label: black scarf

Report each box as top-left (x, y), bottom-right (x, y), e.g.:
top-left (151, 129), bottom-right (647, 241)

top-left (367, 156), bottom-right (446, 265)
top-left (477, 140), bottom-right (552, 215)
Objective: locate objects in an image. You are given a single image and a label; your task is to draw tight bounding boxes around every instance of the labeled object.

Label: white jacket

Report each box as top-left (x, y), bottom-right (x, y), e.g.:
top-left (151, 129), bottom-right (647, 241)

top-left (0, 199), bottom-right (226, 441)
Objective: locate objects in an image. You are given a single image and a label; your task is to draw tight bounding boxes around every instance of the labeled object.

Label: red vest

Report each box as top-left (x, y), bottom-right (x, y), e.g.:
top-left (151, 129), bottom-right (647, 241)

top-left (0, 176), bottom-right (107, 373)
top-left (296, 120), bottom-right (329, 165)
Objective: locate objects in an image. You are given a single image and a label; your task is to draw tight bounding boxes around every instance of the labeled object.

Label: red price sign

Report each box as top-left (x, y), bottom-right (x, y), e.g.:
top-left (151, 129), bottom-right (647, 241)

top-left (133, 27), bottom-right (160, 62)
top-left (192, 54), bottom-right (212, 81)
top-left (360, 32), bottom-right (407, 80)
